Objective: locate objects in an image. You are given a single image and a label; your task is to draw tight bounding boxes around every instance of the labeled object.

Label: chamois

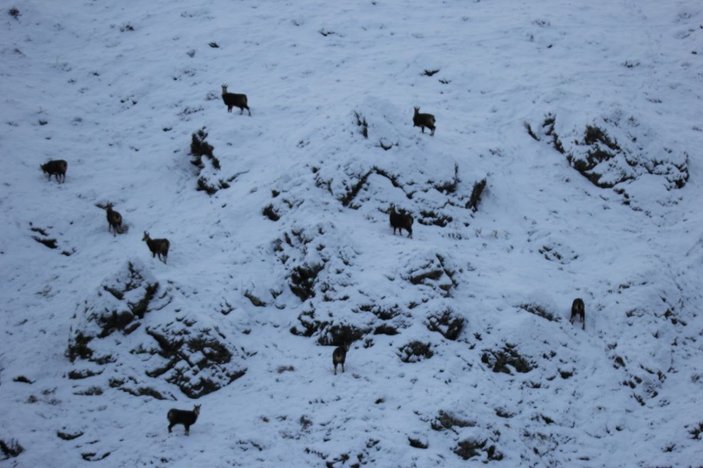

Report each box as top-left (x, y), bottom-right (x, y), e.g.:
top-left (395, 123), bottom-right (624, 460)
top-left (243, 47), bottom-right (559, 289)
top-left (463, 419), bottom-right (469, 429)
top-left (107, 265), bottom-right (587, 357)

top-left (570, 298), bottom-right (585, 330)
top-left (413, 107), bottom-right (436, 136)
top-left (142, 231), bottom-right (170, 264)
top-left (333, 342), bottom-right (350, 375)
top-left (105, 203), bottom-right (123, 236)
top-left (389, 205), bottom-right (413, 238)
top-left (221, 84), bottom-right (251, 115)
top-left (167, 404), bottom-right (201, 435)
top-left (40, 159), bottom-right (67, 183)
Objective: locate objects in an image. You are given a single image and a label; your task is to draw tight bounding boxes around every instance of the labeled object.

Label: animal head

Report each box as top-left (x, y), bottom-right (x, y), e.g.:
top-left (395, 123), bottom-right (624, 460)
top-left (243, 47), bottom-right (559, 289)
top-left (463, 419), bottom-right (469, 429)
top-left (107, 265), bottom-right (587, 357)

top-left (414, 106), bottom-right (420, 113)
top-left (193, 404), bottom-right (201, 415)
top-left (142, 231), bottom-right (150, 241)
top-left (221, 84), bottom-right (228, 92)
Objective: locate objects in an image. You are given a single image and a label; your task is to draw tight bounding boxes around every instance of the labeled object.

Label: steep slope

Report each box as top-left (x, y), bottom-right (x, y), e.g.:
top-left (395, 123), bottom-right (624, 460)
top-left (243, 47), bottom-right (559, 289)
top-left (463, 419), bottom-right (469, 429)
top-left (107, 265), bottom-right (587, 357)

top-left (1, 0), bottom-right (702, 466)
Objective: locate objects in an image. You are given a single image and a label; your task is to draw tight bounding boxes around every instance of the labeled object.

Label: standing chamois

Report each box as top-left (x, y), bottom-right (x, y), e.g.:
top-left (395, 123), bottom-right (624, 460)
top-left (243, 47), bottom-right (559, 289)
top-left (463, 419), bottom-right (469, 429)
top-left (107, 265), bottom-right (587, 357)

top-left (413, 107), bottom-right (436, 136)
top-left (105, 203), bottom-right (123, 236)
top-left (333, 342), bottom-right (350, 375)
top-left (142, 231), bottom-right (170, 264)
top-left (167, 404), bottom-right (201, 435)
top-left (221, 84), bottom-right (251, 115)
top-left (570, 298), bottom-right (585, 330)
top-left (389, 205), bottom-right (413, 238)
top-left (40, 159), bottom-right (67, 183)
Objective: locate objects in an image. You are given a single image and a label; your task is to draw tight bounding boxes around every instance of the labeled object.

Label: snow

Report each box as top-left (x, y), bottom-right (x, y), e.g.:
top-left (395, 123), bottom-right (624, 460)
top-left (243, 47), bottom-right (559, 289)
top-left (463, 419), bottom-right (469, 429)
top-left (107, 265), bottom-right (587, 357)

top-left (1, 0), bottom-right (702, 466)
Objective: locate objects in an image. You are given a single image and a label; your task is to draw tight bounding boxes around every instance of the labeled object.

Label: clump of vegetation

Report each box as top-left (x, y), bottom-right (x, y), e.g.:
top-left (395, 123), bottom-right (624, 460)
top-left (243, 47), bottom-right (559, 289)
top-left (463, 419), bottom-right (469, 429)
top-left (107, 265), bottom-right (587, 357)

top-left (481, 344), bottom-right (534, 374)
top-left (190, 127), bottom-right (219, 169)
top-left (533, 113), bottom-right (689, 192)
top-left (289, 307), bottom-right (327, 337)
top-left (353, 111), bottom-right (368, 138)
top-left (67, 332), bottom-right (95, 362)
top-left (426, 308), bottom-right (465, 340)
top-left (433, 163), bottom-right (460, 194)
top-left (518, 303), bottom-right (559, 322)
top-left (398, 341), bottom-right (433, 363)
top-left (82, 452), bottom-right (111, 462)
top-left (408, 435), bottom-right (428, 449)
top-left (142, 328), bottom-right (245, 399)
top-left (0, 439), bottom-right (24, 460)
top-left (417, 209), bottom-right (452, 227)
top-left (289, 263), bottom-right (324, 301)
top-left (373, 324), bottom-right (398, 335)
top-left (689, 421), bottom-right (703, 440)
top-left (541, 114), bottom-right (565, 154)
top-left (67, 368), bottom-right (102, 380)
top-left (262, 203), bottom-right (280, 221)
top-left (431, 410), bottom-right (475, 431)
top-left (73, 386), bottom-right (103, 396)
top-left (453, 439), bottom-right (503, 461)
top-left (316, 323), bottom-right (367, 346)
top-left (189, 127), bottom-right (240, 196)
top-left (567, 124), bottom-right (622, 187)
top-left (57, 430), bottom-right (83, 441)
top-left (357, 303), bottom-right (401, 320)
top-left (30, 225), bottom-right (60, 250)
top-left (407, 255), bottom-right (456, 295)
top-left (466, 178), bottom-right (487, 212)
top-left (196, 176), bottom-right (234, 195)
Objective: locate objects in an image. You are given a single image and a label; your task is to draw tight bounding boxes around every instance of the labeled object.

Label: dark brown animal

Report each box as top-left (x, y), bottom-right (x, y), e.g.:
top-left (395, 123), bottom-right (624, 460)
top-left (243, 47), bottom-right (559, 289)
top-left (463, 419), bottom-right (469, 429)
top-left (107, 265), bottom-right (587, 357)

top-left (389, 205), bottom-right (413, 238)
top-left (413, 107), bottom-right (436, 136)
top-left (333, 342), bottom-right (350, 375)
top-left (167, 404), bottom-right (200, 435)
top-left (221, 84), bottom-right (250, 115)
top-left (40, 160), bottom-right (67, 183)
top-left (570, 298), bottom-right (585, 330)
top-left (143, 231), bottom-right (170, 264)
top-left (105, 203), bottom-right (123, 236)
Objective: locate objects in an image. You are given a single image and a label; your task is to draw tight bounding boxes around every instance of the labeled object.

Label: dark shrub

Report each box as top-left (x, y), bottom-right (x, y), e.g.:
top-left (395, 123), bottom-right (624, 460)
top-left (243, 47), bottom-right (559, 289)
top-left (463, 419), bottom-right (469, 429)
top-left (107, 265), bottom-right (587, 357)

top-left (398, 341), bottom-right (433, 363)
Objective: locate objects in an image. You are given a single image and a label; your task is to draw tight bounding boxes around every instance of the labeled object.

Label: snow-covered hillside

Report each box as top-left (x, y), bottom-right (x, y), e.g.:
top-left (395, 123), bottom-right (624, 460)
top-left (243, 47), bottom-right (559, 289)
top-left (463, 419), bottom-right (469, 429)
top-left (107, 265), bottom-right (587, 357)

top-left (1, 0), bottom-right (702, 466)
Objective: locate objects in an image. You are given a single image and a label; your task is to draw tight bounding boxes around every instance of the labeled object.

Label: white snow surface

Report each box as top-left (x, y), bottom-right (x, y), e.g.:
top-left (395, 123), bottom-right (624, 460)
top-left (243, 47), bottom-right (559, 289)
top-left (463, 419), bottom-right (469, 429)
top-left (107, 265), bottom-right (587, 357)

top-left (1, 0), bottom-right (702, 466)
